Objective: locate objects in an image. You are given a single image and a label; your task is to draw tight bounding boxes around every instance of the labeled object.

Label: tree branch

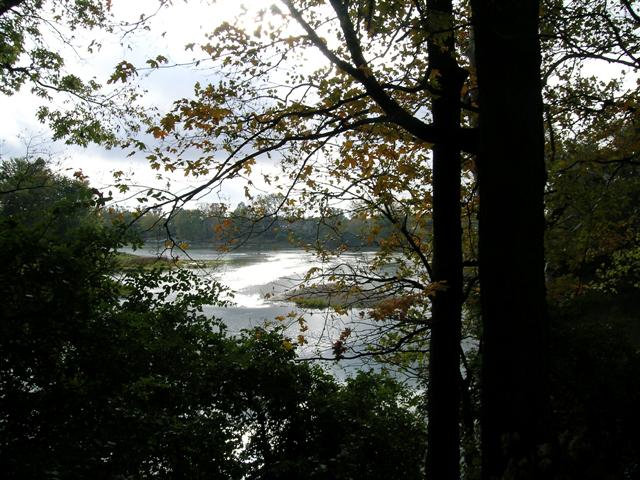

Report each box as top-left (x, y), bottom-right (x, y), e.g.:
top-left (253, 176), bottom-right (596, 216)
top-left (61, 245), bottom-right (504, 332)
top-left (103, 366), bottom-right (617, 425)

top-left (282, 0), bottom-right (478, 153)
top-left (0, 0), bottom-right (23, 17)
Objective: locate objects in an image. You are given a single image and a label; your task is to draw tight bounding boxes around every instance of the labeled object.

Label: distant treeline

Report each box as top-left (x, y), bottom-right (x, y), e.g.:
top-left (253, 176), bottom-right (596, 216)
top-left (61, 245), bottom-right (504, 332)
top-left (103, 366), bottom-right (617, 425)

top-left (105, 200), bottom-right (429, 249)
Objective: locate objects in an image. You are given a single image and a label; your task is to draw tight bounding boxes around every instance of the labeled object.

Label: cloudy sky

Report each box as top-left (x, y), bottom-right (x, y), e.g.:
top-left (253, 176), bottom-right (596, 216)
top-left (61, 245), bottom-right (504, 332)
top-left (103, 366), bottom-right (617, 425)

top-left (0, 0), bottom-right (277, 208)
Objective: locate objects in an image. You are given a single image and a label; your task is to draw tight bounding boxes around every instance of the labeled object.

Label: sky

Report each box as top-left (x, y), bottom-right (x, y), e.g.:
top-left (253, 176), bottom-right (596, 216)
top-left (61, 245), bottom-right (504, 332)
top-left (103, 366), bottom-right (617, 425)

top-left (0, 0), bottom-right (276, 208)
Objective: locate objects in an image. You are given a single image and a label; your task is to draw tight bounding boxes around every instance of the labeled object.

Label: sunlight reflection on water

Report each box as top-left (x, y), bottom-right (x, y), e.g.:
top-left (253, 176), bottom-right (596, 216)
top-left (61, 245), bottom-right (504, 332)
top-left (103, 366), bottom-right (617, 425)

top-left (120, 246), bottom-right (391, 376)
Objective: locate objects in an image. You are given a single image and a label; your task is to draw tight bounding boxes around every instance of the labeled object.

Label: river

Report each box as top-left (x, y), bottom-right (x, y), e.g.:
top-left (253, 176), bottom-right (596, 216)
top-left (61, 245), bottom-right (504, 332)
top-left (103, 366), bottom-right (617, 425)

top-left (120, 246), bottom-right (386, 376)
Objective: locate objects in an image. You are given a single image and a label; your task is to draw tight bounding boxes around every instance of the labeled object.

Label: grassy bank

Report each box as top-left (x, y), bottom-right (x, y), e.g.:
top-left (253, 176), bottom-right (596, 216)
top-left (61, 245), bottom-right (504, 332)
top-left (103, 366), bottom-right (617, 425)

top-left (285, 284), bottom-right (384, 310)
top-left (115, 252), bottom-right (226, 271)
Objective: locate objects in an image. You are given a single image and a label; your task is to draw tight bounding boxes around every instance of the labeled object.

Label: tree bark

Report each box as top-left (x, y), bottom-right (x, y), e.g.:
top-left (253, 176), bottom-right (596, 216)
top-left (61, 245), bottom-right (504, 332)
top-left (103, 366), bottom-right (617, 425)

top-left (471, 1), bottom-right (550, 478)
top-left (425, 1), bottom-right (466, 478)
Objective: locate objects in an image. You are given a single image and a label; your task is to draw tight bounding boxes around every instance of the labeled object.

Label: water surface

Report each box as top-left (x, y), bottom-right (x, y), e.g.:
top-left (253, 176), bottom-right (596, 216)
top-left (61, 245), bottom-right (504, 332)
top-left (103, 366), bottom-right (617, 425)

top-left (121, 246), bottom-right (381, 372)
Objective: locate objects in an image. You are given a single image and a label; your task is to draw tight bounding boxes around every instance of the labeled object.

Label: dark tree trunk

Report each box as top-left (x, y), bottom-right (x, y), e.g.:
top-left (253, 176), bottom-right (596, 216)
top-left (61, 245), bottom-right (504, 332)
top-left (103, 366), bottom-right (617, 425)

top-left (471, 1), bottom-right (550, 478)
top-left (425, 2), bottom-right (466, 478)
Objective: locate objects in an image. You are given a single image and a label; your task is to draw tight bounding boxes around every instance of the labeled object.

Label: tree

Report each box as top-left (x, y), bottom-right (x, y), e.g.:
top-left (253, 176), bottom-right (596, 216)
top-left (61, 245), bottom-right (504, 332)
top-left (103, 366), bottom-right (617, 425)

top-left (541, 0), bottom-right (640, 299)
top-left (133, 4), bottom-right (481, 476)
top-left (128, 1), bottom-right (548, 477)
top-left (0, 0), bottom-right (161, 146)
top-left (423, 0), bottom-right (467, 478)
top-left (471, 1), bottom-right (550, 478)
top-left (546, 290), bottom-right (640, 479)
top-left (545, 138), bottom-right (640, 299)
top-left (0, 156), bottom-right (429, 479)
top-left (538, 7), bottom-right (640, 470)
top-left (0, 156), bottom-right (109, 239)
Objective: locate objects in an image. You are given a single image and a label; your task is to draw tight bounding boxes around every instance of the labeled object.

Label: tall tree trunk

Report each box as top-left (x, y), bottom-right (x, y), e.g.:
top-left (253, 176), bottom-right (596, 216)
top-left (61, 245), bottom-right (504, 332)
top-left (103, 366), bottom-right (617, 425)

top-left (470, 1), bottom-right (549, 478)
top-left (425, 2), bottom-right (466, 478)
